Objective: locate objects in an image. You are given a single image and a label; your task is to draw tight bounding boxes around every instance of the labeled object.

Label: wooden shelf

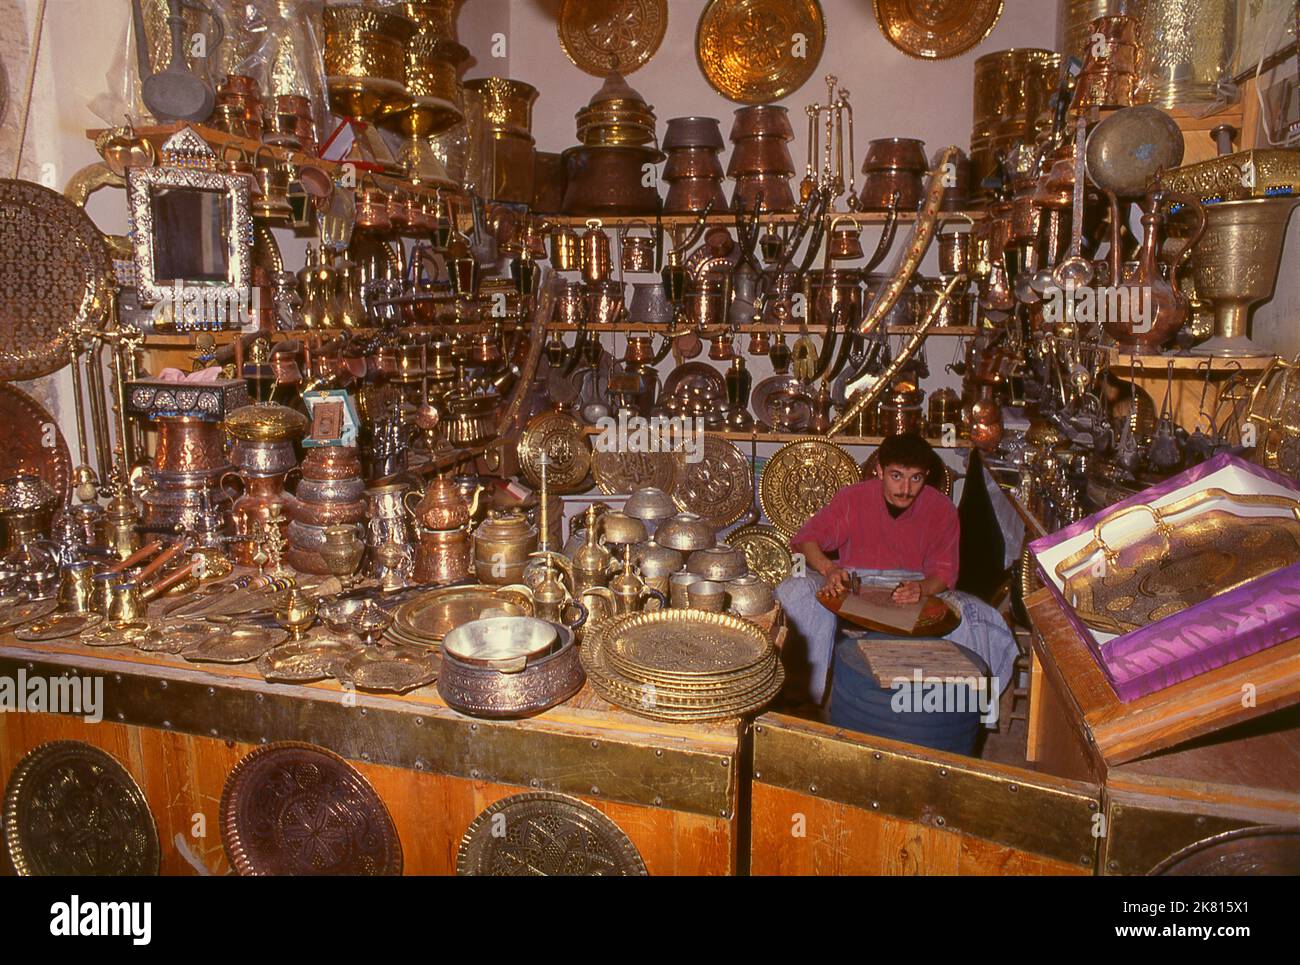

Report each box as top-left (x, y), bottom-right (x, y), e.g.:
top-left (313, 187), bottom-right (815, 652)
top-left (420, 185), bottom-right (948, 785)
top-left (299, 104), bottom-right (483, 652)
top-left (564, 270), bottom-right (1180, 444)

top-left (1104, 350), bottom-right (1277, 373)
top-left (544, 210), bottom-right (986, 229)
top-left (580, 426), bottom-right (970, 448)
top-left (548, 323), bottom-right (978, 336)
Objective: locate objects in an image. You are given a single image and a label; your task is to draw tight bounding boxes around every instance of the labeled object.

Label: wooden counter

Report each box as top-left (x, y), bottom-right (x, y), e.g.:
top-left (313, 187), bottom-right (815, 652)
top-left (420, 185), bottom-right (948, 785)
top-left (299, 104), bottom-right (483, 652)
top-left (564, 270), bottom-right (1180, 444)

top-left (0, 632), bottom-right (742, 876)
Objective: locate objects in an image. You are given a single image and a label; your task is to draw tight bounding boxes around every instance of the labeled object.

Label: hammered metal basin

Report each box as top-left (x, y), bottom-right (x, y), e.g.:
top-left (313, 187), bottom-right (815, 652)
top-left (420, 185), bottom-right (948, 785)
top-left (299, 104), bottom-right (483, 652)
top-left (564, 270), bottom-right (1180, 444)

top-left (442, 616), bottom-right (558, 673)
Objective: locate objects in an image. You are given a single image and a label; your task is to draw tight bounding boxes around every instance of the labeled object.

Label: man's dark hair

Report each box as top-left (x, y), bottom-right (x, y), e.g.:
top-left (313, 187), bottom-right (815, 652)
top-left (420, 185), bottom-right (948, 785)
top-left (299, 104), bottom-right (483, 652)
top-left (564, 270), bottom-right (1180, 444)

top-left (877, 432), bottom-right (938, 472)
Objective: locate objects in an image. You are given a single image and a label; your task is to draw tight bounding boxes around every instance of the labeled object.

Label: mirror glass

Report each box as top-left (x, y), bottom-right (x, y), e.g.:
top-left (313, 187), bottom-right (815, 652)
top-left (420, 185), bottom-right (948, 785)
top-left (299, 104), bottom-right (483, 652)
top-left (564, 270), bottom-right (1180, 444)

top-left (150, 186), bottom-right (232, 283)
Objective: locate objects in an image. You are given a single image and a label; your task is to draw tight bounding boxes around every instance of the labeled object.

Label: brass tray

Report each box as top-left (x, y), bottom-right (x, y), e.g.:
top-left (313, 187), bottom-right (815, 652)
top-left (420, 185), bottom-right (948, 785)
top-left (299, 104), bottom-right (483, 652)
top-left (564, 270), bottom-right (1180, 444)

top-left (83, 620), bottom-right (151, 648)
top-left (1054, 489), bottom-right (1300, 635)
top-left (257, 637), bottom-right (358, 683)
top-left (696, 0), bottom-right (826, 104)
top-left (725, 523), bottom-right (794, 586)
top-left (759, 437), bottom-right (861, 537)
top-left (4, 740), bottom-right (160, 875)
top-left (662, 360), bottom-right (726, 400)
top-left (751, 374), bottom-right (813, 431)
top-left (338, 646), bottom-right (440, 694)
top-left (0, 598), bottom-right (56, 632)
top-left (599, 608), bottom-right (772, 676)
top-left (135, 619), bottom-right (217, 654)
top-left (671, 435), bottom-right (753, 530)
top-left (591, 448), bottom-right (684, 495)
top-left (182, 626), bottom-right (289, 663)
top-left (221, 742), bottom-right (402, 876)
top-left (456, 791), bottom-right (647, 876)
top-left (15, 612), bottom-right (101, 641)
top-left (0, 383), bottom-right (72, 506)
top-left (518, 410), bottom-right (592, 494)
top-left (0, 179), bottom-right (111, 381)
top-left (872, 0), bottom-right (1003, 60)
top-left (558, 0), bottom-right (668, 76)
top-left (394, 585), bottom-right (534, 643)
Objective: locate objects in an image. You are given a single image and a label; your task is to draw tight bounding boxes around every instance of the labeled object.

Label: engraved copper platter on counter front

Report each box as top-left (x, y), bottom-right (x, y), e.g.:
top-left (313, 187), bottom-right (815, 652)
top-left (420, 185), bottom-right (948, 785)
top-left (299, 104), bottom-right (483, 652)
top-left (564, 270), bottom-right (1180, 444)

top-left (672, 435), bottom-right (753, 530)
top-left (1150, 826), bottom-right (1300, 876)
top-left (591, 448), bottom-right (684, 495)
top-left (760, 438), bottom-right (860, 537)
top-left (1055, 490), bottom-right (1300, 636)
top-left (221, 742), bottom-right (401, 876)
top-left (725, 523), bottom-right (794, 586)
top-left (0, 179), bottom-right (111, 381)
top-left (4, 741), bottom-right (160, 875)
top-left (558, 0), bottom-right (668, 76)
top-left (456, 791), bottom-right (647, 876)
top-left (518, 410), bottom-right (592, 494)
top-left (696, 0), bottom-right (825, 103)
top-left (872, 0), bottom-right (1003, 60)
top-left (0, 382), bottom-right (72, 506)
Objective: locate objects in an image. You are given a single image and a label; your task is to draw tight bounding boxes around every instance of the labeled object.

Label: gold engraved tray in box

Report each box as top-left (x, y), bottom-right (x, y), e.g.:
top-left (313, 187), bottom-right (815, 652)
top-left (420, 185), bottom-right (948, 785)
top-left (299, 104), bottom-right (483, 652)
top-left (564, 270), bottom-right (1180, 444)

top-left (1054, 488), bottom-right (1300, 636)
top-left (393, 584), bottom-right (534, 644)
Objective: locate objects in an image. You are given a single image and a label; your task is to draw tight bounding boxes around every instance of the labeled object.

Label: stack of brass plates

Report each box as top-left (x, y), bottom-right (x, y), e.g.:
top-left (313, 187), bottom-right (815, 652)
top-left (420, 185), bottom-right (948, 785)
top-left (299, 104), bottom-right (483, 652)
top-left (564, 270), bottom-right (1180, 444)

top-left (581, 609), bottom-right (784, 721)
top-left (389, 584), bottom-right (534, 647)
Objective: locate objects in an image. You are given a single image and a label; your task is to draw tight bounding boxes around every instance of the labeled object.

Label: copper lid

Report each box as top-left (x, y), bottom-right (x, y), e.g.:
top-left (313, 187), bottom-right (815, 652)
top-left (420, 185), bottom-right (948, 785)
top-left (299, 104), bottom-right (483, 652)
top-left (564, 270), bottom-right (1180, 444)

top-left (224, 403), bottom-right (310, 443)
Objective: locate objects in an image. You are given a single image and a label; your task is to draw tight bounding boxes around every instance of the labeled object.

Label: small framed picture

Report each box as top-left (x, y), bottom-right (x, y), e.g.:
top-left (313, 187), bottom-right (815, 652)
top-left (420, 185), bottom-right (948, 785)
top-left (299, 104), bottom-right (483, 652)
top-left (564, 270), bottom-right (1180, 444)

top-left (302, 389), bottom-right (359, 447)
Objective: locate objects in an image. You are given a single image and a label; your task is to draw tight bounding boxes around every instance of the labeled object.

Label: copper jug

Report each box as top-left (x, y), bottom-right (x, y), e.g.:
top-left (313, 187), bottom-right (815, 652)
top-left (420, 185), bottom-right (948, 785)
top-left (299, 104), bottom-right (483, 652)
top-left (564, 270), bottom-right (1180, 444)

top-left (619, 220), bottom-right (656, 273)
top-left (405, 474), bottom-right (483, 531)
top-left (828, 216), bottom-right (864, 260)
top-left (549, 225), bottom-right (581, 270)
top-left (581, 219), bottom-right (612, 284)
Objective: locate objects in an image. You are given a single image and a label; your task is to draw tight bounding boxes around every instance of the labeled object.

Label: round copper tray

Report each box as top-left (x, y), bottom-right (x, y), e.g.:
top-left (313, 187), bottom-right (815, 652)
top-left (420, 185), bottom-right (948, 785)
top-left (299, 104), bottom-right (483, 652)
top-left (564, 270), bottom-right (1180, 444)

top-left (759, 437), bottom-right (860, 536)
top-left (0, 382), bottom-right (72, 505)
top-left (671, 435), bottom-right (753, 530)
top-left (696, 0), bottom-right (826, 104)
top-left (4, 740), bottom-right (160, 875)
top-left (518, 410), bottom-right (592, 494)
top-left (456, 791), bottom-right (647, 875)
top-left (221, 742), bottom-right (402, 876)
top-left (558, 0), bottom-right (668, 76)
top-left (750, 374), bottom-right (812, 431)
top-left (662, 360), bottom-right (726, 400)
top-left (872, 0), bottom-right (1003, 60)
top-left (0, 179), bottom-right (111, 381)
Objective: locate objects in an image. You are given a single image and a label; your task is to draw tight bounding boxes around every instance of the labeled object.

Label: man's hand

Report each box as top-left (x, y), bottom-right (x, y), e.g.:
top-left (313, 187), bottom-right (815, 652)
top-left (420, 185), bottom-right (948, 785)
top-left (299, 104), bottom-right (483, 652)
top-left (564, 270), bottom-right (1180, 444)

top-left (822, 566), bottom-right (852, 595)
top-left (891, 580), bottom-right (923, 605)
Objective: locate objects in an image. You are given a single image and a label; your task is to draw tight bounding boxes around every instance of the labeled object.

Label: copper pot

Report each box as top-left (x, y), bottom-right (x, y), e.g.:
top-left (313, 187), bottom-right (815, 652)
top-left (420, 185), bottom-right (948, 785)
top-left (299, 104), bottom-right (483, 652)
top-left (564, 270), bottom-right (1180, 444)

top-left (548, 225), bottom-right (582, 270)
top-left (473, 509), bottom-right (539, 584)
top-left (664, 177), bottom-right (729, 215)
top-left (414, 525), bottom-right (472, 585)
top-left (532, 152), bottom-right (567, 213)
top-left (300, 445), bottom-right (362, 481)
top-left (355, 186), bottom-right (392, 230)
top-left (663, 146), bottom-right (726, 180)
top-left (863, 137), bottom-right (927, 172)
top-left (859, 169), bottom-right (923, 211)
top-left (290, 496), bottom-right (368, 527)
top-left (731, 174), bottom-right (796, 214)
top-left (940, 149), bottom-right (972, 211)
top-left (808, 269), bottom-right (862, 328)
top-left (619, 222), bottom-right (656, 273)
top-left (407, 476), bottom-right (483, 531)
top-left (726, 137), bottom-right (796, 178)
top-left (229, 473), bottom-right (294, 566)
top-left (663, 116), bottom-right (725, 151)
top-left (938, 230), bottom-right (971, 276)
top-left (152, 417), bottom-right (229, 475)
top-left (561, 145), bottom-right (663, 216)
top-left (729, 105), bottom-right (795, 141)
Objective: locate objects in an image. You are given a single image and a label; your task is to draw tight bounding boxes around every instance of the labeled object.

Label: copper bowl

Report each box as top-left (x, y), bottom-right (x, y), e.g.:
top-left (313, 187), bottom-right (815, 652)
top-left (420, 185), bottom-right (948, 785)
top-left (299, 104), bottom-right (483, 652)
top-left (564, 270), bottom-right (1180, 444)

top-left (726, 137), bottom-right (797, 178)
top-left (863, 137), bottom-right (928, 172)
top-left (731, 175), bottom-right (796, 214)
top-left (437, 626), bottom-right (584, 720)
top-left (664, 147), bottom-right (725, 180)
top-left (859, 169), bottom-right (924, 211)
top-left (289, 497), bottom-right (368, 527)
top-left (664, 177), bottom-right (729, 215)
top-left (729, 105), bottom-right (795, 141)
top-left (561, 145), bottom-right (663, 216)
top-left (664, 116), bottom-right (725, 151)
top-left (299, 445), bottom-right (362, 481)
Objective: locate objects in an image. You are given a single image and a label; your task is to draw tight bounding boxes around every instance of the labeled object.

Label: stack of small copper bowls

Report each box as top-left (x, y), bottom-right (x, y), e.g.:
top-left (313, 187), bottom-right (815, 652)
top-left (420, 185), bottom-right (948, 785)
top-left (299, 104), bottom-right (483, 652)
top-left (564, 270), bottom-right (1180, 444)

top-left (212, 74), bottom-right (264, 141)
top-left (727, 106), bottom-right (797, 213)
top-left (287, 445), bottom-right (367, 574)
top-left (562, 73), bottom-right (662, 215)
top-left (859, 138), bottom-right (928, 211)
top-left (465, 77), bottom-right (539, 203)
top-left (264, 94), bottom-right (317, 154)
top-left (662, 117), bottom-right (728, 215)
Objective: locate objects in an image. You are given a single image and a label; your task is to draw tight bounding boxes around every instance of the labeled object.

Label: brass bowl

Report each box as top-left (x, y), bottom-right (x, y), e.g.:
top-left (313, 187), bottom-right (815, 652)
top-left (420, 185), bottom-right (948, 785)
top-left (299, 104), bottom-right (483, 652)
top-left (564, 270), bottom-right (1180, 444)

top-left (601, 512), bottom-right (647, 546)
top-left (625, 487), bottom-right (678, 523)
top-left (686, 545), bottom-right (747, 582)
top-left (726, 574), bottom-right (774, 617)
top-left (656, 513), bottom-right (716, 552)
top-left (442, 615), bottom-right (558, 673)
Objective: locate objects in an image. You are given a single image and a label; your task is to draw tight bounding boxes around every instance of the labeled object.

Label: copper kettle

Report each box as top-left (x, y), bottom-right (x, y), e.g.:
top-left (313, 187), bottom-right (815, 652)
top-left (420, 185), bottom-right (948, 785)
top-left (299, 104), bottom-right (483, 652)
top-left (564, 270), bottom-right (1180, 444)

top-left (405, 474), bottom-right (484, 531)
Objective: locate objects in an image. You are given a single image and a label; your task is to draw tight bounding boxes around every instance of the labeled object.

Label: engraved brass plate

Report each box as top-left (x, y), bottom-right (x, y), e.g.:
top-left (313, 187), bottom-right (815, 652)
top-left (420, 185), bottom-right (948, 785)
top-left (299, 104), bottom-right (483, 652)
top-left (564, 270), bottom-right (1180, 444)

top-left (257, 637), bottom-right (357, 683)
top-left (4, 740), bottom-right (160, 875)
top-left (15, 612), bottom-right (101, 641)
top-left (696, 0), bottom-right (826, 104)
top-left (518, 410), bottom-right (592, 494)
top-left (338, 646), bottom-right (439, 694)
top-left (135, 619), bottom-right (217, 654)
top-left (394, 585), bottom-right (533, 643)
top-left (725, 523), bottom-right (794, 586)
top-left (872, 0), bottom-right (1003, 60)
top-left (672, 435), bottom-right (753, 529)
top-left (1055, 489), bottom-right (1300, 635)
top-left (0, 598), bottom-right (56, 632)
top-left (605, 608), bottom-right (770, 676)
top-left (591, 448), bottom-right (684, 495)
top-left (183, 626), bottom-right (289, 664)
top-left (0, 179), bottom-right (111, 381)
top-left (457, 791), bottom-right (647, 875)
top-left (558, 0), bottom-right (668, 76)
top-left (221, 742), bottom-right (402, 876)
top-left (759, 437), bottom-right (861, 537)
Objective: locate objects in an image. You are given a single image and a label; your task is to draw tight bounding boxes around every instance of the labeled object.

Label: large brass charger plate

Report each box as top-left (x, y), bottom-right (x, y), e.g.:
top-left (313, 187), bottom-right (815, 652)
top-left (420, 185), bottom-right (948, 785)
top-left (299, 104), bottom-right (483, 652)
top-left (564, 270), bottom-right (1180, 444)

top-left (672, 435), bottom-right (753, 530)
top-left (0, 382), bottom-right (72, 505)
top-left (394, 585), bottom-right (534, 644)
top-left (760, 437), bottom-right (860, 536)
top-left (872, 0), bottom-right (1003, 60)
top-left (591, 448), bottom-right (683, 495)
top-left (558, 0), bottom-right (668, 76)
top-left (519, 410), bottom-right (592, 494)
top-left (725, 523), bottom-right (794, 586)
top-left (0, 179), bottom-right (111, 381)
top-left (4, 741), bottom-right (160, 875)
top-left (221, 742), bottom-right (402, 876)
top-left (696, 0), bottom-right (826, 103)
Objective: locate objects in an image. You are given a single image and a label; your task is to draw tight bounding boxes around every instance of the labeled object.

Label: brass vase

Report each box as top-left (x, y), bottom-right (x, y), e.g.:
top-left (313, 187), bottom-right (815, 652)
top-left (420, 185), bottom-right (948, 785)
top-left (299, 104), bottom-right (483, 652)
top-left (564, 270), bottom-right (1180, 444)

top-left (1188, 197), bottom-right (1299, 357)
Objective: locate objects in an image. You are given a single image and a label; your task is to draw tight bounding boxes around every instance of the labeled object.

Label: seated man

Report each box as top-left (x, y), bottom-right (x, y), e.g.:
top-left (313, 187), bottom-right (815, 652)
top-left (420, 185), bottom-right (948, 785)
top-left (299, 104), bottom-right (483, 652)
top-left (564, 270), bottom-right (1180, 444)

top-left (776, 433), bottom-right (1015, 707)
